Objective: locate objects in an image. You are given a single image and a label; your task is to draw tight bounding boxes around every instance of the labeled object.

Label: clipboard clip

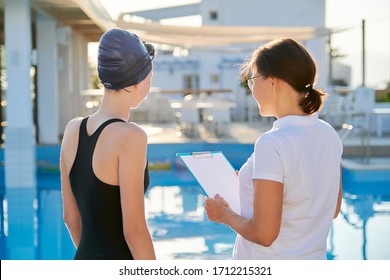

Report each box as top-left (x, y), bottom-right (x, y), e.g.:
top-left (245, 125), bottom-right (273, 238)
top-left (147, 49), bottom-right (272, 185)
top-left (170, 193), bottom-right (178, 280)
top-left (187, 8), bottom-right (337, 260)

top-left (191, 151), bottom-right (213, 159)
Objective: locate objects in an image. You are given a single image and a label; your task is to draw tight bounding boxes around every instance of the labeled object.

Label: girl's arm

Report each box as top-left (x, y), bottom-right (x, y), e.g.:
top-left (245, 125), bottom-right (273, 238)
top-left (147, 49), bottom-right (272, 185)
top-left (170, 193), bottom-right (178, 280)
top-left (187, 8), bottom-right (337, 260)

top-left (60, 120), bottom-right (82, 248)
top-left (119, 125), bottom-right (156, 260)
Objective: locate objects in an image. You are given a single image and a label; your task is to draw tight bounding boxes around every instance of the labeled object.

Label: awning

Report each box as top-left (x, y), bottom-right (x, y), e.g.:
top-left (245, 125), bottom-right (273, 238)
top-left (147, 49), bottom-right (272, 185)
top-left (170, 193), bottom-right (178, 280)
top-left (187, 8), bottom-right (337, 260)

top-left (117, 16), bottom-right (329, 48)
top-left (0, 0), bottom-right (116, 43)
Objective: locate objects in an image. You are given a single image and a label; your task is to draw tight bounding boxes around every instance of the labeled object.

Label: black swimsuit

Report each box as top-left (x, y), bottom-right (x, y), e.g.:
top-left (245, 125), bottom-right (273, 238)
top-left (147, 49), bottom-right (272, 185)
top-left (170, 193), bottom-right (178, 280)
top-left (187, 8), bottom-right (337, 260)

top-left (69, 117), bottom-right (149, 259)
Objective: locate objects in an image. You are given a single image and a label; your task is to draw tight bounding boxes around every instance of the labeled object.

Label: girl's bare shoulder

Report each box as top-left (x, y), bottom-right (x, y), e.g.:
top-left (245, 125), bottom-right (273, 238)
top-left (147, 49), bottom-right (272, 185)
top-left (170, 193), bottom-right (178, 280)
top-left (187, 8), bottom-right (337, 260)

top-left (63, 117), bottom-right (84, 136)
top-left (109, 121), bottom-right (147, 147)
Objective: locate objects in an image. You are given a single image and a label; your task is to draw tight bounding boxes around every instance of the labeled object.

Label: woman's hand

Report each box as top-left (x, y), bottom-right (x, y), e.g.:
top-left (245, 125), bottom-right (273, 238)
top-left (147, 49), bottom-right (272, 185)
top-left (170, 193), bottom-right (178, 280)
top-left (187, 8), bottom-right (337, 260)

top-left (204, 194), bottom-right (233, 224)
top-left (205, 180), bottom-right (283, 246)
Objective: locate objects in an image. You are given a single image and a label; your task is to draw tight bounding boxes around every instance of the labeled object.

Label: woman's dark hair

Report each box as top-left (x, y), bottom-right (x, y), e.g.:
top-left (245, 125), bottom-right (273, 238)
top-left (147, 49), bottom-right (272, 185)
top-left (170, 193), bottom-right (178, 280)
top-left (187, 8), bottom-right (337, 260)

top-left (241, 38), bottom-right (327, 114)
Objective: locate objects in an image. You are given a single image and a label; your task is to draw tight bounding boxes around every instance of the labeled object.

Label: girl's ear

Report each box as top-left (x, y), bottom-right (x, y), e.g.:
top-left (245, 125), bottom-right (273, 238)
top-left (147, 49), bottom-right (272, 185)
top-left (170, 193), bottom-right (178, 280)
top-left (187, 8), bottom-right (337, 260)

top-left (129, 83), bottom-right (139, 92)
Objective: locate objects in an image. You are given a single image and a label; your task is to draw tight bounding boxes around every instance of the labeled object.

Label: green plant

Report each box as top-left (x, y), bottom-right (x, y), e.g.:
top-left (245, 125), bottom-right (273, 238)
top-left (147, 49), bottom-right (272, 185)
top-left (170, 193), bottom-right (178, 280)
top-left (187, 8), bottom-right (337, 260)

top-left (375, 82), bottom-right (390, 102)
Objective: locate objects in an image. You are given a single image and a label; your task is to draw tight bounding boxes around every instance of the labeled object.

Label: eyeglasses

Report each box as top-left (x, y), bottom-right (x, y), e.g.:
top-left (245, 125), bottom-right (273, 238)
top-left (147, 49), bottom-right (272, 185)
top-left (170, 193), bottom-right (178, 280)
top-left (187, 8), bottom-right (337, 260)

top-left (246, 74), bottom-right (263, 91)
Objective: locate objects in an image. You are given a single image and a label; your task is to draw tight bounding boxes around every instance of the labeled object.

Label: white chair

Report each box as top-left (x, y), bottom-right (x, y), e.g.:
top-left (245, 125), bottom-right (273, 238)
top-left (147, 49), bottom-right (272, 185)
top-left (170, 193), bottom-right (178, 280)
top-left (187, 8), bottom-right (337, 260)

top-left (338, 87), bottom-right (375, 162)
top-left (176, 108), bottom-right (200, 137)
top-left (175, 95), bottom-right (200, 137)
top-left (203, 101), bottom-right (232, 136)
top-left (320, 91), bottom-right (353, 128)
top-left (148, 94), bottom-right (175, 123)
top-left (347, 87), bottom-right (375, 132)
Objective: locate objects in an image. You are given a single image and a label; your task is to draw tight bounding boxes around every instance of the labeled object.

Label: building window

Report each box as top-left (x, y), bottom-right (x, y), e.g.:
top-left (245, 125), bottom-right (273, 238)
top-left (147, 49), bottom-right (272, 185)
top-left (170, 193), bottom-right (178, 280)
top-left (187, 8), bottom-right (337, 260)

top-left (210, 74), bottom-right (219, 84)
top-left (209, 10), bottom-right (218, 20)
top-left (184, 74), bottom-right (199, 90)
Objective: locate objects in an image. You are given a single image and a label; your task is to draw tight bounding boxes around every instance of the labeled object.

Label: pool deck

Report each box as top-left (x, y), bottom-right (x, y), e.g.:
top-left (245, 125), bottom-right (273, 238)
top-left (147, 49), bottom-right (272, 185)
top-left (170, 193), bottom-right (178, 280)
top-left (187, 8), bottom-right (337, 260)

top-left (141, 119), bottom-right (390, 159)
top-left (143, 119), bottom-right (271, 144)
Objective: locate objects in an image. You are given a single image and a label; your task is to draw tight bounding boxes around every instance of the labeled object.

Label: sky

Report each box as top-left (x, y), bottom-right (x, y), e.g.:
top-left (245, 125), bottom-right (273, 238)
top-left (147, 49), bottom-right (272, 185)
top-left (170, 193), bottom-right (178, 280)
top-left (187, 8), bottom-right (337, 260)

top-left (325, 0), bottom-right (389, 88)
top-left (98, 0), bottom-right (390, 89)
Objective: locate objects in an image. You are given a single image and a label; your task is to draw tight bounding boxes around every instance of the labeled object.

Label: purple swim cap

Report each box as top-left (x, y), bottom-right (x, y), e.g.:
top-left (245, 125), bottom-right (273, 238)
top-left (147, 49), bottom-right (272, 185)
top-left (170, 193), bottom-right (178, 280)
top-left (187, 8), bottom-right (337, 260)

top-left (98, 28), bottom-right (154, 90)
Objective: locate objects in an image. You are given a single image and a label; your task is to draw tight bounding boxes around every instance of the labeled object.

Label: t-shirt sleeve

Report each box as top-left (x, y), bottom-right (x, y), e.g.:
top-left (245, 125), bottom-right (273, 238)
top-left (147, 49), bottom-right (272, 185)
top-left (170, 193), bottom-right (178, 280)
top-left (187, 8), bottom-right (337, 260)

top-left (252, 134), bottom-right (284, 183)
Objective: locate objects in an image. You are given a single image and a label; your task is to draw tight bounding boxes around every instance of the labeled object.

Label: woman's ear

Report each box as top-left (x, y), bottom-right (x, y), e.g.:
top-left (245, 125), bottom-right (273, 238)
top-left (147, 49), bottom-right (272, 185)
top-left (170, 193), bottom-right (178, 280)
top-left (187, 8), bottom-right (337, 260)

top-left (271, 77), bottom-right (277, 87)
top-left (271, 78), bottom-right (280, 95)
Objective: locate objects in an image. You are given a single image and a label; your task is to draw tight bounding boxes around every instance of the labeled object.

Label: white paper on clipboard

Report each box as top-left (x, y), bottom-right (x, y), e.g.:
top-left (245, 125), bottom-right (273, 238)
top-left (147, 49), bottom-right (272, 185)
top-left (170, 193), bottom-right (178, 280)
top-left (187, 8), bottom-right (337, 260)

top-left (177, 151), bottom-right (240, 214)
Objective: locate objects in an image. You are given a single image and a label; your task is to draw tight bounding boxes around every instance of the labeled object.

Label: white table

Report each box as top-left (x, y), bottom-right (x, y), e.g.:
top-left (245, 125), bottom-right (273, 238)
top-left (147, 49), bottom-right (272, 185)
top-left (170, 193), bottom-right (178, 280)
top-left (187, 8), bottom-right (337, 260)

top-left (170, 101), bottom-right (236, 109)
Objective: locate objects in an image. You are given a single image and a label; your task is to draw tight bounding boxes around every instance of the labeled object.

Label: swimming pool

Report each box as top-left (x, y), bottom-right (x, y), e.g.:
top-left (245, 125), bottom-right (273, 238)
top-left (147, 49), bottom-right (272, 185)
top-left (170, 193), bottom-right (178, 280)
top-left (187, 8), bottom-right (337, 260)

top-left (0, 144), bottom-right (389, 260)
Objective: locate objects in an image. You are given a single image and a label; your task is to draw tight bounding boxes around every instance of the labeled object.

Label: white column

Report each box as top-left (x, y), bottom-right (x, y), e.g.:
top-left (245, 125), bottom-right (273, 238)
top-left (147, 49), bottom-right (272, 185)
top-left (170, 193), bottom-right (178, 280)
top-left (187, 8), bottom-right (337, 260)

top-left (4, 0), bottom-right (36, 188)
top-left (57, 26), bottom-right (74, 135)
top-left (58, 30), bottom-right (90, 135)
top-left (36, 12), bottom-right (59, 144)
top-left (4, 0), bottom-right (37, 260)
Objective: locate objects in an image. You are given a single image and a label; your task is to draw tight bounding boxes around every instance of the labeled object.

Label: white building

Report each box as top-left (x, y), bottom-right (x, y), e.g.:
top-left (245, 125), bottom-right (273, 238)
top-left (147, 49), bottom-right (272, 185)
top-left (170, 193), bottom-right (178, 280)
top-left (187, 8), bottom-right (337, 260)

top-left (120, 0), bottom-right (328, 122)
top-left (130, 0), bottom-right (328, 88)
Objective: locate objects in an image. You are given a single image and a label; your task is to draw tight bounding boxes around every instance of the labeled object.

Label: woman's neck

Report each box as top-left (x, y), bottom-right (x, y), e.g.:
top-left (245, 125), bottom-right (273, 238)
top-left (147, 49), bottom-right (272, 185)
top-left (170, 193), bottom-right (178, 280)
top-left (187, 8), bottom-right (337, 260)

top-left (274, 84), bottom-right (306, 119)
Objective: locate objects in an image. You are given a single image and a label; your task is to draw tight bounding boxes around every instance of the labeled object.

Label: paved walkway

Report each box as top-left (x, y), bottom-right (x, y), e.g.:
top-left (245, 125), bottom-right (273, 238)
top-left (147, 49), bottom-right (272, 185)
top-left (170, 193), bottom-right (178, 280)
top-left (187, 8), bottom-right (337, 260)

top-left (140, 119), bottom-right (390, 158)
top-left (142, 120), bottom-right (272, 144)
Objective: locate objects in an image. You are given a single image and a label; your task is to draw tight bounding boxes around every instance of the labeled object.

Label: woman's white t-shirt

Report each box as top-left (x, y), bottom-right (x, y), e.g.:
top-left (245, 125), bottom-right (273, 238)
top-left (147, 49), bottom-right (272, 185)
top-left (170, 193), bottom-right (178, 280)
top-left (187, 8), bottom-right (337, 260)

top-left (233, 114), bottom-right (342, 260)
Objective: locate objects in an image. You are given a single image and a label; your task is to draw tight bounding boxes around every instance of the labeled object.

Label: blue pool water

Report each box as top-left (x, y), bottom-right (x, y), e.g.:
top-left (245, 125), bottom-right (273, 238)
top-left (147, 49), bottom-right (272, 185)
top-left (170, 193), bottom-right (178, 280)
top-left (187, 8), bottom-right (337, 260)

top-left (0, 144), bottom-right (389, 260)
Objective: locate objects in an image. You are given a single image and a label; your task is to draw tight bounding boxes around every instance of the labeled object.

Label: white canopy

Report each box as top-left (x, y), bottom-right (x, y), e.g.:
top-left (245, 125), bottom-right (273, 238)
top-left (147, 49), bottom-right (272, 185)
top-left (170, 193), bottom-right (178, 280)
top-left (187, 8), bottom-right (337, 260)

top-left (117, 16), bottom-right (329, 48)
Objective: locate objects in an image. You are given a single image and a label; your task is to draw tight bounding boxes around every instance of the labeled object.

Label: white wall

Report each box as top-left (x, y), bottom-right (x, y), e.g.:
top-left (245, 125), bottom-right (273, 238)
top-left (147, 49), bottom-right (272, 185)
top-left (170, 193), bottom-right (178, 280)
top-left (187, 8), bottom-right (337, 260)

top-left (152, 0), bottom-right (328, 93)
top-left (202, 0), bottom-right (324, 27)
top-left (200, 0), bottom-right (328, 88)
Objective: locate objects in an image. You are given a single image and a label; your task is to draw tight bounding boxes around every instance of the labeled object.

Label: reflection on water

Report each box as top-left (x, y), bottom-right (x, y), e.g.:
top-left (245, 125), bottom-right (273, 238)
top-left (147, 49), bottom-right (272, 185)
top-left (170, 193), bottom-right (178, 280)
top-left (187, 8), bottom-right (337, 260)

top-left (147, 183), bottom-right (390, 260)
top-left (0, 187), bottom-right (75, 260)
top-left (328, 192), bottom-right (390, 260)
top-left (0, 188), bottom-right (6, 260)
top-left (0, 170), bottom-right (389, 260)
top-left (145, 185), bottom-right (236, 259)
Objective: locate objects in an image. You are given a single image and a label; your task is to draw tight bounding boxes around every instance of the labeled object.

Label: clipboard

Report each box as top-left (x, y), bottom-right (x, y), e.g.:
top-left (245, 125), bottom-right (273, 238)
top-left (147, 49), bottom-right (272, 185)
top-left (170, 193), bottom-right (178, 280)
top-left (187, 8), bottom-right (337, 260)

top-left (177, 151), bottom-right (240, 213)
